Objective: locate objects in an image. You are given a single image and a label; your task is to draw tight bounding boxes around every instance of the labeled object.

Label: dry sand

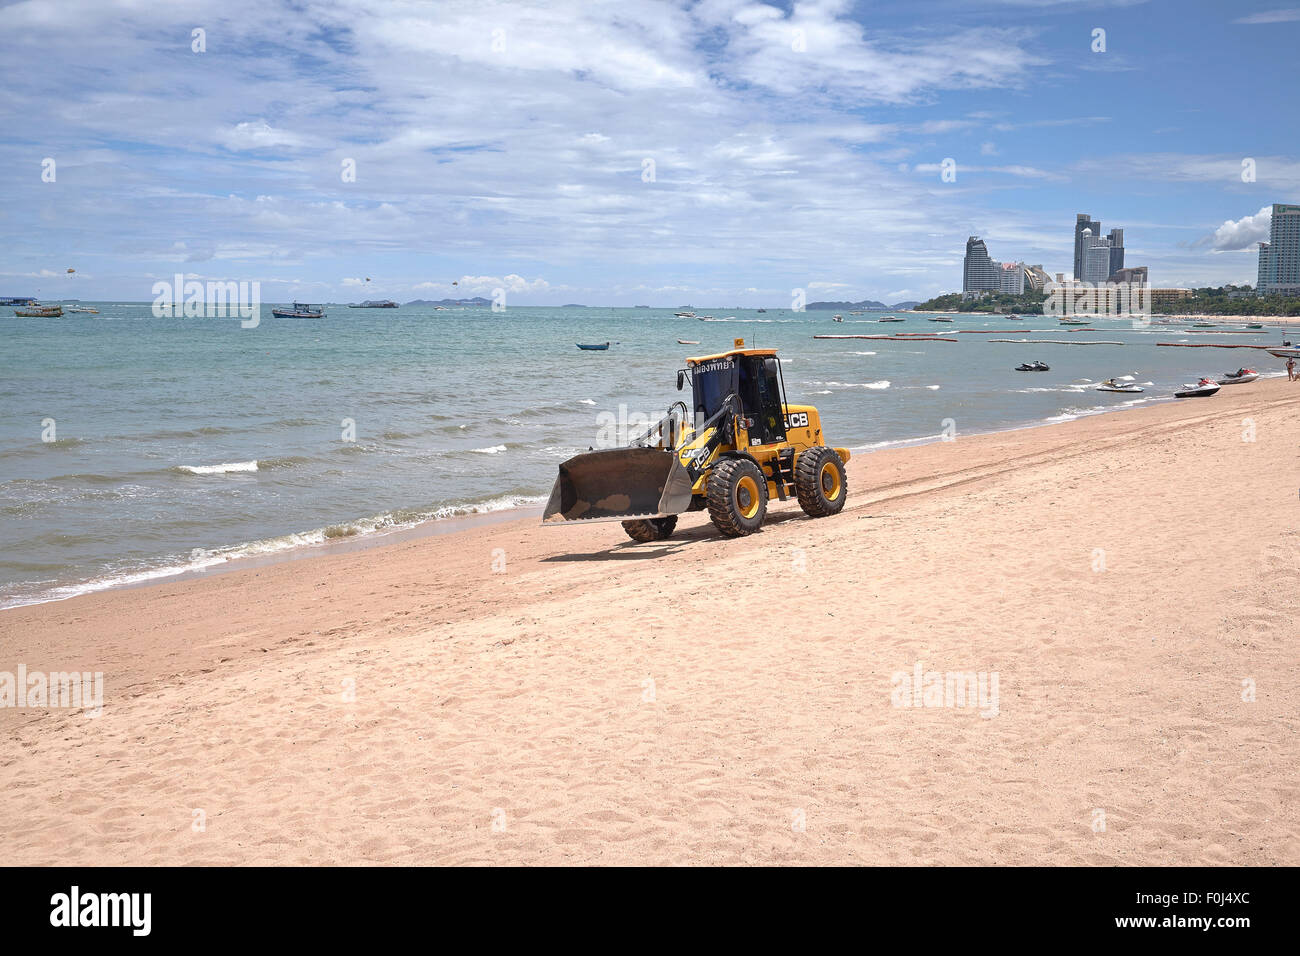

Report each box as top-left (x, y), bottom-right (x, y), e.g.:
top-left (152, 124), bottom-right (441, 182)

top-left (3, 380), bottom-right (1298, 866)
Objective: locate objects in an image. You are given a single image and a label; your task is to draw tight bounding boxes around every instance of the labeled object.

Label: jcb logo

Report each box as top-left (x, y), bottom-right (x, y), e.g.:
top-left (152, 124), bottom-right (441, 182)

top-left (784, 412), bottom-right (809, 429)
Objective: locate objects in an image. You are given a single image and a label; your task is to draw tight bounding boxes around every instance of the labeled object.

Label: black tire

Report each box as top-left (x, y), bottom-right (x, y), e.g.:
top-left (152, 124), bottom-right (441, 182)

top-left (795, 446), bottom-right (847, 517)
top-left (621, 516), bottom-right (677, 542)
top-left (706, 457), bottom-right (768, 537)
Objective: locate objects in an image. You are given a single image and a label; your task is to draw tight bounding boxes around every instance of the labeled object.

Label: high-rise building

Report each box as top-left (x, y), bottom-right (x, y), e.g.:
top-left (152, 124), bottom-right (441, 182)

top-left (1081, 229), bottom-right (1113, 284)
top-left (1109, 266), bottom-right (1148, 286)
top-left (1023, 264), bottom-right (1053, 291)
top-left (1074, 213), bottom-right (1101, 280)
top-left (1257, 203), bottom-right (1300, 295)
top-left (963, 237), bottom-right (1000, 292)
top-left (1106, 228), bottom-right (1124, 277)
top-left (998, 261), bottom-right (1025, 294)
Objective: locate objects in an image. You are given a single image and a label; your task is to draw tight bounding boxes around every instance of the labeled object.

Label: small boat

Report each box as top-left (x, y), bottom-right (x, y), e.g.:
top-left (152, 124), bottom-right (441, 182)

top-left (677, 339), bottom-right (699, 345)
top-left (929, 317), bottom-right (954, 323)
top-left (271, 301), bottom-right (324, 318)
top-left (674, 311), bottom-right (696, 318)
top-left (14, 304), bottom-right (62, 317)
top-left (756, 308), bottom-right (766, 313)
top-left (832, 315), bottom-right (844, 322)
top-left (696, 315), bottom-right (714, 320)
top-left (348, 300), bottom-right (398, 309)
top-left (576, 342), bottom-right (610, 351)
top-left (1217, 368), bottom-right (1259, 385)
top-left (1015, 361), bottom-right (1050, 372)
top-left (1006, 314), bottom-right (1019, 320)
top-left (1267, 347), bottom-right (1300, 359)
top-left (1174, 378), bottom-right (1220, 398)
top-left (879, 317), bottom-right (905, 323)
top-left (1059, 319), bottom-right (1089, 326)
top-left (1192, 322), bottom-right (1216, 328)
top-left (1247, 323), bottom-right (1262, 329)
top-left (849, 311), bottom-right (864, 315)
top-left (1096, 379), bottom-right (1143, 393)
top-left (66, 306), bottom-right (99, 314)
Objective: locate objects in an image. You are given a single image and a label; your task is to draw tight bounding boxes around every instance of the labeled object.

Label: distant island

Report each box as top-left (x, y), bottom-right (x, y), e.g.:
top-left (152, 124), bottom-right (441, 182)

top-left (806, 300), bottom-right (920, 311)
top-left (404, 297), bottom-right (494, 307)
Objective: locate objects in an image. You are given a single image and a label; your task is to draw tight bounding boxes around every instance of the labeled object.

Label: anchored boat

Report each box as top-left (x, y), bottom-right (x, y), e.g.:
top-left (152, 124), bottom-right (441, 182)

top-left (271, 301), bottom-right (324, 318)
top-left (576, 342), bottom-right (610, 351)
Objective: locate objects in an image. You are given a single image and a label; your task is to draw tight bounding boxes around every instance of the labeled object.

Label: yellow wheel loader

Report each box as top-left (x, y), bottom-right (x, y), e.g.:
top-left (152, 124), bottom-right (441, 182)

top-left (542, 339), bottom-right (851, 541)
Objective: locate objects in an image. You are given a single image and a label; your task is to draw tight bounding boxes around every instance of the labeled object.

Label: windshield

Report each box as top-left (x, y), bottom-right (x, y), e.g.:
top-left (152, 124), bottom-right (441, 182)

top-left (690, 358), bottom-right (737, 420)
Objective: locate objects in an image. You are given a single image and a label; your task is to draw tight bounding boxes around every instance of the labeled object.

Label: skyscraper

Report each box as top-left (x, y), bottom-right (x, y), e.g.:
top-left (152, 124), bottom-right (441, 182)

top-left (1257, 203), bottom-right (1300, 295)
top-left (1081, 229), bottom-right (1112, 284)
top-left (1106, 228), bottom-right (1124, 278)
top-left (963, 237), bottom-right (1000, 292)
top-left (1073, 213), bottom-right (1101, 280)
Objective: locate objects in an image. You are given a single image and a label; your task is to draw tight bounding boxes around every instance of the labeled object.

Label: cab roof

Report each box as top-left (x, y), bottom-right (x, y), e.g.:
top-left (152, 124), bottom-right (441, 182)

top-left (685, 347), bottom-right (778, 364)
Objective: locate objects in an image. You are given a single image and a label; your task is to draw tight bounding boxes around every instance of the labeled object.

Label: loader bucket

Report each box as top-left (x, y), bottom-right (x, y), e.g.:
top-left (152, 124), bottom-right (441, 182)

top-left (542, 447), bottom-right (694, 523)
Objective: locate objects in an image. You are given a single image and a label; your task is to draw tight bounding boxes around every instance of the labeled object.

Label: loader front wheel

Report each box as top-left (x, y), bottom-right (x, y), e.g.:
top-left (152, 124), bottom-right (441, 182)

top-left (707, 457), bottom-right (768, 537)
top-left (621, 516), bottom-right (678, 543)
top-left (795, 446), bottom-right (847, 517)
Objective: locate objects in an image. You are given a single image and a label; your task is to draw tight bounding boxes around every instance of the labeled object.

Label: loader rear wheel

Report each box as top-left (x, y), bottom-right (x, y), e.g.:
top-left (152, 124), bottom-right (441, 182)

top-left (795, 446), bottom-right (847, 517)
top-left (621, 516), bottom-right (677, 543)
top-left (707, 457), bottom-right (768, 537)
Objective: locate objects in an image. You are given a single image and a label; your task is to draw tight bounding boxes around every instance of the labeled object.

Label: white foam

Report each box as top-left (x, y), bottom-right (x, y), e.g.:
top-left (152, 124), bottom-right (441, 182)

top-left (473, 445), bottom-right (508, 454)
top-left (177, 460), bottom-right (258, 474)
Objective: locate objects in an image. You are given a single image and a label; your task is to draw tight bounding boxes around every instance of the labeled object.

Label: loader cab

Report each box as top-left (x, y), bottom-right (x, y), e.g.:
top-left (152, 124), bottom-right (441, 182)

top-left (683, 346), bottom-right (788, 447)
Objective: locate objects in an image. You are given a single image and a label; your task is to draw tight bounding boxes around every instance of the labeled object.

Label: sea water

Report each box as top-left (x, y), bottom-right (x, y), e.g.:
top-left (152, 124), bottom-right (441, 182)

top-left (0, 304), bottom-right (1283, 607)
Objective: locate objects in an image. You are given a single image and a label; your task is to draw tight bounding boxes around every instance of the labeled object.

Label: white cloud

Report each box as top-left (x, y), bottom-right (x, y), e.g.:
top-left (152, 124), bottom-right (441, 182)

top-left (1204, 206), bottom-right (1272, 252)
top-left (1233, 9), bottom-right (1300, 24)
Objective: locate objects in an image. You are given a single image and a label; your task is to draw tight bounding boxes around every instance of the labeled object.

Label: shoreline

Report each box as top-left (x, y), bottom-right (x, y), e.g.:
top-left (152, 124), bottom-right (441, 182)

top-left (3, 377), bottom-right (1297, 864)
top-left (4, 376), bottom-right (1274, 612)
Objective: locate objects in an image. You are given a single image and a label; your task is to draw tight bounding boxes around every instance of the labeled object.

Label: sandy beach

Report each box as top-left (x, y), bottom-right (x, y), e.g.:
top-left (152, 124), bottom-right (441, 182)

top-left (3, 379), bottom-right (1298, 866)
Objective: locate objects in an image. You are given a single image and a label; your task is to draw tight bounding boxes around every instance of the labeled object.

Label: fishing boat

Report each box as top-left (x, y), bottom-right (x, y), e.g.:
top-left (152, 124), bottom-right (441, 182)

top-left (576, 342), bottom-right (610, 351)
top-left (677, 339), bottom-right (699, 345)
top-left (14, 304), bottom-right (62, 317)
top-left (271, 301), bottom-right (324, 318)
top-left (1174, 378), bottom-right (1220, 398)
top-left (347, 300), bottom-right (398, 309)
top-left (1217, 368), bottom-right (1259, 385)
top-left (1096, 379), bottom-right (1143, 393)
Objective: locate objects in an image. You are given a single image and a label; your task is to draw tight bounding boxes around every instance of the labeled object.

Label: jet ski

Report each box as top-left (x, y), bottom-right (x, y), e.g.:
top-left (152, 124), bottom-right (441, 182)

top-left (1015, 361), bottom-right (1050, 372)
top-left (1096, 378), bottom-right (1143, 393)
top-left (1174, 378), bottom-right (1221, 398)
top-left (1217, 367), bottom-right (1259, 385)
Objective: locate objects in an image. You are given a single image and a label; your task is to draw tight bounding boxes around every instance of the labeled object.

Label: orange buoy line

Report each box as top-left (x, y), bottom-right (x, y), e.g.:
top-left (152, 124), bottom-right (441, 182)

top-left (1155, 342), bottom-right (1278, 349)
top-left (812, 334), bottom-right (958, 342)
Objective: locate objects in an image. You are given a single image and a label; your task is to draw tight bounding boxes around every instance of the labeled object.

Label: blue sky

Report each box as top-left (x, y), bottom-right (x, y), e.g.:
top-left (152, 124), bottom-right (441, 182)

top-left (1, 0), bottom-right (1297, 305)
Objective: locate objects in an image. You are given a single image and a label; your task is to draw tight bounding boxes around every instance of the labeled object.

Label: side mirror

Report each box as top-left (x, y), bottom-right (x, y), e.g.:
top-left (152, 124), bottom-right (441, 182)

top-left (676, 370), bottom-right (685, 391)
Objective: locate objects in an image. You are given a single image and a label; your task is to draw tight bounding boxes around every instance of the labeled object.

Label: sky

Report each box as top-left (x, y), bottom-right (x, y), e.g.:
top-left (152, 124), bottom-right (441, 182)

top-left (1, 0), bottom-right (1297, 306)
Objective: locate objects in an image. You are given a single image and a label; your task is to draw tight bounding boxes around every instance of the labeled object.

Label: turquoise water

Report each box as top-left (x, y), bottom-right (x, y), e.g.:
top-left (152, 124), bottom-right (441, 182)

top-left (0, 304), bottom-right (1283, 607)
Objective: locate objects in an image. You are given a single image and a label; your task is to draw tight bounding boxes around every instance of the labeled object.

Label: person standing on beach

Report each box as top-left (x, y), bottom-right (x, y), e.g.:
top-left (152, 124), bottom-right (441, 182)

top-left (1288, 356), bottom-right (1296, 381)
